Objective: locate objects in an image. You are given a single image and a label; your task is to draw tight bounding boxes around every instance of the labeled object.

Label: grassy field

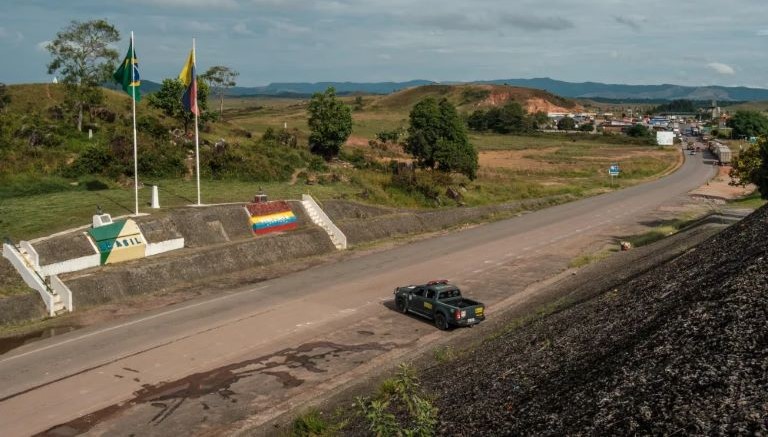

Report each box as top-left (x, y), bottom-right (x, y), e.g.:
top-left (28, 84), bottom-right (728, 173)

top-left (0, 86), bottom-right (680, 241)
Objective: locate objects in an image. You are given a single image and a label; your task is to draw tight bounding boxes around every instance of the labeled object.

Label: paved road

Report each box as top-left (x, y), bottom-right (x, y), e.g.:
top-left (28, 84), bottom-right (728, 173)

top-left (0, 154), bottom-right (714, 436)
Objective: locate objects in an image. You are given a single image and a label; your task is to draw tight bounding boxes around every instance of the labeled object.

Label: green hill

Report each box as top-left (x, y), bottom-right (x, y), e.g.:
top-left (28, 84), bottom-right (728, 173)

top-left (371, 84), bottom-right (579, 113)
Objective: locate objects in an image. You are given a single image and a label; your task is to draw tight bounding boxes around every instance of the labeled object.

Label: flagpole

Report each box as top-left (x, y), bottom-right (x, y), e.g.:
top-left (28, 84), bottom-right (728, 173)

top-left (193, 38), bottom-right (201, 206)
top-left (131, 31), bottom-right (139, 216)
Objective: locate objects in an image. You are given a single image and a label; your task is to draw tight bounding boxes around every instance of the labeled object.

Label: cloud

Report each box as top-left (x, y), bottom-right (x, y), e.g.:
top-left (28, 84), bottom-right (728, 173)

top-left (613, 15), bottom-right (643, 31)
top-left (419, 13), bottom-right (573, 32)
top-left (707, 62), bottom-right (735, 75)
top-left (0, 27), bottom-right (24, 43)
top-left (134, 0), bottom-right (238, 9)
top-left (185, 20), bottom-right (216, 32)
top-left (418, 13), bottom-right (489, 31)
top-left (757, 29), bottom-right (768, 36)
top-left (232, 22), bottom-right (253, 36)
top-left (270, 20), bottom-right (310, 34)
top-left (500, 14), bottom-right (574, 31)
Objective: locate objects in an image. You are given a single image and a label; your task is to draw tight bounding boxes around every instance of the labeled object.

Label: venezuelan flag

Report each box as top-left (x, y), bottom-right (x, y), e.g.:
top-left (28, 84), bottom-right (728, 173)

top-left (250, 211), bottom-right (298, 235)
top-left (179, 48), bottom-right (198, 115)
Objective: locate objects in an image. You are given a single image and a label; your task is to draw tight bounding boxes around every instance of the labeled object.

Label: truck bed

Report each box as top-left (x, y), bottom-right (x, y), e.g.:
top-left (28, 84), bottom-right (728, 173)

top-left (441, 297), bottom-right (480, 308)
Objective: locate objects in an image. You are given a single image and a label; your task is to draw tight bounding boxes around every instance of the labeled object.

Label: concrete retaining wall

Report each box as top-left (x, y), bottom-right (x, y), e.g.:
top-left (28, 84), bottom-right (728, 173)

top-left (332, 196), bottom-right (573, 246)
top-left (0, 293), bottom-right (47, 325)
top-left (63, 228), bottom-right (335, 307)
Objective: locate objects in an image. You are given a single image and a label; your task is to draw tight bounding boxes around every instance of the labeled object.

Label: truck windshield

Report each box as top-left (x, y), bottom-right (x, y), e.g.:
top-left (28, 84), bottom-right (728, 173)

top-left (438, 289), bottom-right (460, 300)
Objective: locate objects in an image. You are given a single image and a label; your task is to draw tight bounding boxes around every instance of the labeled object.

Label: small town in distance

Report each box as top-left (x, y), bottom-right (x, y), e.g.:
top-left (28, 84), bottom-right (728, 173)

top-left (0, 2), bottom-right (767, 436)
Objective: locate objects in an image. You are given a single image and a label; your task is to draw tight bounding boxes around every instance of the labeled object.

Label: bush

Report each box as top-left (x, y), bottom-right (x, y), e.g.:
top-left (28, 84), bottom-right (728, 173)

top-left (65, 144), bottom-right (113, 176)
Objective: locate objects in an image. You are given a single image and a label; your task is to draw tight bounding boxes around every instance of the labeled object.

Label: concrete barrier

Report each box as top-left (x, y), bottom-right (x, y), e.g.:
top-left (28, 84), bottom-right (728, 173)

top-left (3, 243), bottom-right (55, 316)
top-left (64, 228), bottom-right (335, 307)
top-left (40, 254), bottom-right (101, 277)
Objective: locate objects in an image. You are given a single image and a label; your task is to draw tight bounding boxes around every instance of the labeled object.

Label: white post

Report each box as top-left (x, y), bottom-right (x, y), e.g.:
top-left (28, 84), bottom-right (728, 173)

top-left (131, 31), bottom-right (139, 216)
top-left (193, 38), bottom-right (201, 206)
top-left (151, 185), bottom-right (160, 209)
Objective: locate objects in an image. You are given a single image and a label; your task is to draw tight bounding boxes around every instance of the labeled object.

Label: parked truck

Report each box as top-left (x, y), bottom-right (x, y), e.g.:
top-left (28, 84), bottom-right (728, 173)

top-left (708, 141), bottom-right (732, 165)
top-left (394, 280), bottom-right (485, 330)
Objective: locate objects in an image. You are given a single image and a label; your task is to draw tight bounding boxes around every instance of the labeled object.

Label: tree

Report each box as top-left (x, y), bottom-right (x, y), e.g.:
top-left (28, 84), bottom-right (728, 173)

top-left (405, 97), bottom-right (478, 179)
top-left (46, 19), bottom-right (120, 132)
top-left (727, 110), bottom-right (768, 138)
top-left (202, 65), bottom-right (239, 117)
top-left (0, 83), bottom-right (10, 113)
top-left (557, 116), bottom-right (576, 131)
top-left (306, 87), bottom-right (352, 160)
top-left (147, 78), bottom-right (214, 134)
top-left (626, 123), bottom-right (651, 138)
top-left (730, 139), bottom-right (768, 198)
top-left (494, 102), bottom-right (531, 134)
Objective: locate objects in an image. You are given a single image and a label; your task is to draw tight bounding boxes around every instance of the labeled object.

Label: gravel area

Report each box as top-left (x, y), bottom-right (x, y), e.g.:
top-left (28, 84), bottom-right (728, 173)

top-left (424, 205), bottom-right (768, 435)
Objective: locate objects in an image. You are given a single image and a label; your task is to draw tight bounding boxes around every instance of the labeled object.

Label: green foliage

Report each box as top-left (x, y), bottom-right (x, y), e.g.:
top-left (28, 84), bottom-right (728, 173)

top-left (461, 87), bottom-right (491, 103)
top-left (579, 123), bottom-right (595, 132)
top-left (557, 116), bottom-right (576, 131)
top-left (202, 65), bottom-right (239, 117)
top-left (376, 128), bottom-right (404, 144)
top-left (146, 77), bottom-right (215, 134)
top-left (406, 97), bottom-right (478, 179)
top-left (433, 346), bottom-right (455, 363)
top-left (467, 102), bottom-right (532, 134)
top-left (530, 111), bottom-right (550, 129)
top-left (353, 95), bottom-right (364, 111)
top-left (356, 364), bottom-right (437, 437)
top-left (653, 99), bottom-right (696, 114)
top-left (626, 123), bottom-right (652, 138)
top-left (727, 110), bottom-right (768, 138)
top-left (0, 83), bottom-right (10, 112)
top-left (729, 142), bottom-right (762, 188)
top-left (46, 19), bottom-right (120, 131)
top-left (738, 138), bottom-right (768, 198)
top-left (307, 87), bottom-right (352, 160)
top-left (758, 140), bottom-right (768, 199)
top-left (203, 139), bottom-right (307, 181)
top-left (66, 144), bottom-right (113, 177)
top-left (291, 408), bottom-right (347, 436)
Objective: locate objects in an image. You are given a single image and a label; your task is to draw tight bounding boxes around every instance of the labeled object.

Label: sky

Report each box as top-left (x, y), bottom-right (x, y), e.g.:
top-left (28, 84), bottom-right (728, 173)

top-left (1, 0), bottom-right (767, 88)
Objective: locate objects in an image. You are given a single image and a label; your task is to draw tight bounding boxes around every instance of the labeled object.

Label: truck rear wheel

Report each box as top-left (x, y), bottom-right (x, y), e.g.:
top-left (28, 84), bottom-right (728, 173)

top-left (435, 313), bottom-right (449, 331)
top-left (396, 297), bottom-right (407, 313)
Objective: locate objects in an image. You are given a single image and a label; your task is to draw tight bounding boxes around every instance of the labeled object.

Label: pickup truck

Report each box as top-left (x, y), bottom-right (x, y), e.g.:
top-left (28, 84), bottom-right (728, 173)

top-left (393, 280), bottom-right (485, 330)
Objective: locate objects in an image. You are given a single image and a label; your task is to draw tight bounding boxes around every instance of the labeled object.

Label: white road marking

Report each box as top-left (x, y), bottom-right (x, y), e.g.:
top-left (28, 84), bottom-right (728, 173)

top-left (0, 285), bottom-right (270, 364)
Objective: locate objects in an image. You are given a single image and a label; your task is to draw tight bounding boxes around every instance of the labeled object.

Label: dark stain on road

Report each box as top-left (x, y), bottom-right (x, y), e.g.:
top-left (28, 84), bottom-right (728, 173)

top-left (36, 340), bottom-right (408, 436)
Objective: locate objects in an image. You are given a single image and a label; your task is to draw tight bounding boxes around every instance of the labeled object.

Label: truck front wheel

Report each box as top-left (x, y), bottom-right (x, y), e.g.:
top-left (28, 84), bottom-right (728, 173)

top-left (396, 297), bottom-right (407, 313)
top-left (435, 313), bottom-right (449, 330)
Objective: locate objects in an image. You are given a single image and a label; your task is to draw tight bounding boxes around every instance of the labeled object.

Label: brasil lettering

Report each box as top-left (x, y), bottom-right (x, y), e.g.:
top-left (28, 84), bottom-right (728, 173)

top-left (88, 218), bottom-right (147, 265)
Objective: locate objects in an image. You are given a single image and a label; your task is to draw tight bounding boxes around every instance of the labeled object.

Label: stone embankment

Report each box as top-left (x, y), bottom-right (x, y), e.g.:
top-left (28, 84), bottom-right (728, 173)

top-left (425, 204), bottom-right (768, 435)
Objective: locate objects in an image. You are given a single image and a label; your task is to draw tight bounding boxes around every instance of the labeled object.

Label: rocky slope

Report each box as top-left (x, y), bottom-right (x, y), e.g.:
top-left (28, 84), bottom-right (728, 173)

top-left (425, 205), bottom-right (768, 435)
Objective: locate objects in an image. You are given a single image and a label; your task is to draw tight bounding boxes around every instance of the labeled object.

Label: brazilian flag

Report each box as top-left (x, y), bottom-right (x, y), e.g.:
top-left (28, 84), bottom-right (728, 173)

top-left (113, 39), bottom-right (141, 101)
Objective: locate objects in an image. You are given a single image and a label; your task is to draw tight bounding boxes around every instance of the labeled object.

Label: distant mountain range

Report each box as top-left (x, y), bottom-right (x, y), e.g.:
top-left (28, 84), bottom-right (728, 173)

top-left (135, 77), bottom-right (768, 101)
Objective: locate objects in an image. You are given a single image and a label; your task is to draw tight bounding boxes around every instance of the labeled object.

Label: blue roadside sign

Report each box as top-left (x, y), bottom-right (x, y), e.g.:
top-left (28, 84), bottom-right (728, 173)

top-left (609, 163), bottom-right (620, 176)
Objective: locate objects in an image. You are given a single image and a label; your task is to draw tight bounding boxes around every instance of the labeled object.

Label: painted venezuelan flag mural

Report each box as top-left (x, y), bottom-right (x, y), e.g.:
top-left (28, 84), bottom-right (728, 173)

top-left (88, 219), bottom-right (147, 265)
top-left (246, 201), bottom-right (298, 235)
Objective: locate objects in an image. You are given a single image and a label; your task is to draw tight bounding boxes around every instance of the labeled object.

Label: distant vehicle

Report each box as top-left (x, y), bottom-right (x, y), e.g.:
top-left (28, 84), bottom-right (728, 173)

top-left (690, 150), bottom-right (696, 155)
top-left (393, 280), bottom-right (485, 330)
